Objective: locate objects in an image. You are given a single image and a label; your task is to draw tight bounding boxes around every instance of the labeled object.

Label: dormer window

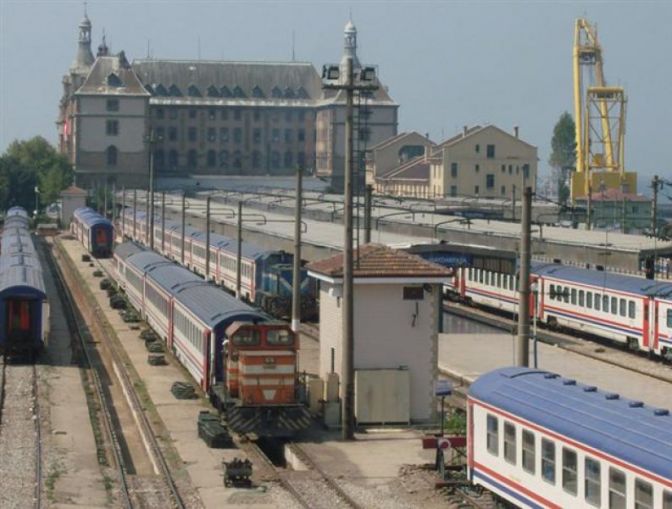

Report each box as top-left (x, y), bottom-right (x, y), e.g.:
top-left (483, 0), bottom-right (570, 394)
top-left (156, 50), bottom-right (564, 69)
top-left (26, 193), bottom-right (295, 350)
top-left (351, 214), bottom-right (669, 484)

top-left (252, 86), bottom-right (264, 98)
top-left (187, 84), bottom-right (202, 97)
top-left (284, 87), bottom-right (295, 99)
top-left (144, 84), bottom-right (154, 95)
top-left (220, 86), bottom-right (232, 97)
top-left (168, 84), bottom-right (182, 97)
top-left (296, 87), bottom-right (309, 99)
top-left (106, 72), bottom-right (123, 87)
top-left (154, 84), bottom-right (168, 96)
top-left (232, 86), bottom-right (246, 98)
top-left (271, 86), bottom-right (283, 98)
top-left (207, 85), bottom-right (220, 97)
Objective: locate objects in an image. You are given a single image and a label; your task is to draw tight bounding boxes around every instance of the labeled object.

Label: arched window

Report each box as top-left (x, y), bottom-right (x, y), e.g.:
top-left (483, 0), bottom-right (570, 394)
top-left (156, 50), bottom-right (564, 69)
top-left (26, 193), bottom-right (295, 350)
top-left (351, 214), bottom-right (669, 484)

top-left (219, 150), bottom-right (229, 169)
top-left (271, 86), bottom-right (283, 98)
top-left (271, 151), bottom-right (280, 169)
top-left (207, 150), bottom-right (216, 168)
top-left (252, 86), bottom-right (264, 98)
top-left (153, 150), bottom-right (164, 170)
top-left (106, 146), bottom-right (118, 166)
top-left (168, 150), bottom-right (178, 169)
top-left (187, 84), bottom-right (201, 97)
top-left (251, 150), bottom-right (261, 169)
top-left (187, 150), bottom-right (198, 169)
top-left (284, 151), bottom-right (293, 167)
top-left (106, 73), bottom-right (123, 87)
top-left (207, 85), bottom-right (220, 97)
top-left (144, 84), bottom-right (154, 95)
top-left (233, 150), bottom-right (242, 169)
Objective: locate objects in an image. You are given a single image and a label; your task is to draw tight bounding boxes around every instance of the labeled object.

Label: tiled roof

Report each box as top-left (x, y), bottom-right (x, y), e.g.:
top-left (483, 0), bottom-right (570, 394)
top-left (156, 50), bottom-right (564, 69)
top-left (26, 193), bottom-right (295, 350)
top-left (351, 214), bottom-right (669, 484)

top-left (307, 243), bottom-right (452, 279)
top-left (378, 157), bottom-right (430, 181)
top-left (60, 185), bottom-right (88, 196)
top-left (77, 54), bottom-right (150, 96)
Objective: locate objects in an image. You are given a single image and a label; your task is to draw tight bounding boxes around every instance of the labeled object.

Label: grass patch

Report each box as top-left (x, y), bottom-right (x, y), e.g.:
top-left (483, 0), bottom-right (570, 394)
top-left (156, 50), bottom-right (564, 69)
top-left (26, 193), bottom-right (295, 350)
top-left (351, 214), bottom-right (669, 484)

top-left (46, 459), bottom-right (66, 502)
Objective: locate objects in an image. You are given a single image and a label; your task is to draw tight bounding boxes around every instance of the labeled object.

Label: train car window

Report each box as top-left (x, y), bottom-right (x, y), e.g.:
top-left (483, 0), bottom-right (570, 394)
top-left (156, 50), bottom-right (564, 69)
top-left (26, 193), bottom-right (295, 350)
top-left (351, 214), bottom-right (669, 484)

top-left (509, 276), bottom-right (514, 291)
top-left (584, 457), bottom-right (601, 506)
top-left (667, 309), bottom-right (672, 328)
top-left (587, 292), bottom-right (593, 308)
top-left (663, 490), bottom-right (672, 509)
top-left (619, 299), bottom-right (626, 317)
top-left (609, 468), bottom-right (627, 509)
top-left (550, 285), bottom-right (556, 300)
top-left (579, 290), bottom-right (585, 307)
top-left (634, 479), bottom-right (653, 509)
top-left (468, 268), bottom-right (472, 281)
top-left (503, 422), bottom-right (516, 465)
top-left (486, 415), bottom-right (498, 455)
top-left (522, 430), bottom-right (535, 474)
top-left (562, 447), bottom-right (577, 495)
top-left (595, 294), bottom-right (601, 311)
top-left (267, 329), bottom-right (293, 345)
top-left (497, 273), bottom-right (502, 288)
top-left (571, 288), bottom-right (577, 305)
top-left (603, 295), bottom-right (610, 312)
top-left (232, 329), bottom-right (260, 346)
top-left (563, 288), bottom-right (570, 304)
top-left (541, 439), bottom-right (556, 484)
top-left (628, 301), bottom-right (636, 319)
top-left (611, 297), bottom-right (618, 315)
top-left (479, 270), bottom-right (483, 284)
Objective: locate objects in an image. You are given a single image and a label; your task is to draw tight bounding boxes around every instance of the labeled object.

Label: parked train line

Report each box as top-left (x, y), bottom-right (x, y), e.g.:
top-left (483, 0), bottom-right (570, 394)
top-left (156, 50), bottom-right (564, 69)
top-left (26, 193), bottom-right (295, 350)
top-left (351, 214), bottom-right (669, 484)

top-left (45, 239), bottom-right (186, 509)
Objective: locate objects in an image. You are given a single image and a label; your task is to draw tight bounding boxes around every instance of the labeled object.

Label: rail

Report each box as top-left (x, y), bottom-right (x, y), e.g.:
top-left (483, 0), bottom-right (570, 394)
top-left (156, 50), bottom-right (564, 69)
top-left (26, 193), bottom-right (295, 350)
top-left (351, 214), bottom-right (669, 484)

top-left (33, 364), bottom-right (43, 509)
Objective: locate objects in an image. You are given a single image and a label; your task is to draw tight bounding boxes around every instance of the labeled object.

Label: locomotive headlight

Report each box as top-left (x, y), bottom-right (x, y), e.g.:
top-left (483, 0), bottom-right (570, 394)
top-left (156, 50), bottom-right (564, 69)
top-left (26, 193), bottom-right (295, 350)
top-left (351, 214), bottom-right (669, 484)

top-left (264, 357), bottom-right (276, 367)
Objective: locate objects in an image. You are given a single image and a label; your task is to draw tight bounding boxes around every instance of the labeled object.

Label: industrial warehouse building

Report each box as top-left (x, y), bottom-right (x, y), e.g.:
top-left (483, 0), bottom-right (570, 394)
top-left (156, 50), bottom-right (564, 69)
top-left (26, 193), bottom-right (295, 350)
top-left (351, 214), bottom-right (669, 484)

top-left (57, 14), bottom-right (397, 189)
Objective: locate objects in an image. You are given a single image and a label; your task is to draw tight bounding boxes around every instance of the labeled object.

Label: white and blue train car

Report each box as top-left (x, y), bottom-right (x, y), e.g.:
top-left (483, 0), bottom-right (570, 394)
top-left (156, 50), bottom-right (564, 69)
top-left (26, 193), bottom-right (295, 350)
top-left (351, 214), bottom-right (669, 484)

top-left (468, 367), bottom-right (672, 509)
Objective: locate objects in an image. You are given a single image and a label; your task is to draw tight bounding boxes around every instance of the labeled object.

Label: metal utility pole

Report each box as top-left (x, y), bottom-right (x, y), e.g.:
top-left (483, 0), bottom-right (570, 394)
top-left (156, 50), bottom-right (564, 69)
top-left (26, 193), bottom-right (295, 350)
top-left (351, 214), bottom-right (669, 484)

top-left (161, 191), bottom-right (166, 253)
top-left (180, 192), bottom-right (186, 264)
top-left (652, 175), bottom-right (659, 238)
top-left (364, 184), bottom-right (373, 244)
top-left (111, 182), bottom-right (117, 224)
top-left (516, 186), bottom-right (533, 367)
top-left (205, 196), bottom-right (211, 280)
top-left (236, 201), bottom-right (243, 299)
top-left (586, 183), bottom-right (592, 230)
top-left (103, 181), bottom-right (108, 219)
top-left (121, 187), bottom-right (126, 239)
top-left (342, 56), bottom-right (355, 440)
top-left (291, 166), bottom-right (303, 332)
top-left (148, 130), bottom-right (157, 251)
top-left (511, 185), bottom-right (516, 222)
top-left (133, 189), bottom-right (137, 240)
top-left (145, 190), bottom-right (150, 246)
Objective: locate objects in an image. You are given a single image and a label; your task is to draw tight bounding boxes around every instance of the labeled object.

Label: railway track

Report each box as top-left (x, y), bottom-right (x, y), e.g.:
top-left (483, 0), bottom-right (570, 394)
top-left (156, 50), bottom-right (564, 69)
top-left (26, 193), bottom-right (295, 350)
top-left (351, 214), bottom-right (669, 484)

top-left (45, 239), bottom-right (186, 509)
top-left (0, 358), bottom-right (42, 508)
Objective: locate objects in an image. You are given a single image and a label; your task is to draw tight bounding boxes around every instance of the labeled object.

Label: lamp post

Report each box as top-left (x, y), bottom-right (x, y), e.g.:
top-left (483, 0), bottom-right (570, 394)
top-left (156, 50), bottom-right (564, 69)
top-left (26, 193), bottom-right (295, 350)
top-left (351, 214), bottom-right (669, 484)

top-left (322, 59), bottom-right (379, 440)
top-left (291, 165), bottom-right (303, 332)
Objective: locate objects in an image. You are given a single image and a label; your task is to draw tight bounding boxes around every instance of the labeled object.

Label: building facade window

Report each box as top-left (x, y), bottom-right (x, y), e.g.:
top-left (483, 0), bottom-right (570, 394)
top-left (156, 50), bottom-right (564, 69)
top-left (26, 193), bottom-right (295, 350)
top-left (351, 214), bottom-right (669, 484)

top-left (284, 151), bottom-right (293, 167)
top-left (168, 150), bottom-right (178, 169)
top-left (207, 150), bottom-right (216, 167)
top-left (221, 109), bottom-right (229, 120)
top-left (271, 151), bottom-right (280, 169)
top-left (207, 128), bottom-right (216, 142)
top-left (155, 127), bottom-right (165, 140)
top-left (450, 185), bottom-right (457, 197)
top-left (219, 150), bottom-right (229, 169)
top-left (233, 150), bottom-right (242, 169)
top-left (154, 150), bottom-right (164, 170)
top-left (272, 129), bottom-right (280, 142)
top-left (297, 151), bottom-right (305, 168)
top-left (208, 108), bottom-right (216, 120)
top-left (233, 128), bottom-right (242, 144)
top-left (450, 162), bottom-right (458, 178)
top-left (486, 144), bottom-right (495, 158)
top-left (298, 128), bottom-right (306, 142)
top-left (187, 149), bottom-right (197, 168)
top-left (501, 185), bottom-right (506, 195)
top-left (486, 174), bottom-right (495, 189)
top-left (475, 164), bottom-right (480, 173)
top-left (168, 127), bottom-right (177, 141)
top-left (523, 163), bottom-right (530, 179)
top-left (106, 120), bottom-right (119, 136)
top-left (252, 150), bottom-right (261, 169)
top-left (233, 108), bottom-right (242, 120)
top-left (475, 144), bottom-right (480, 153)
top-left (106, 99), bottom-right (119, 112)
top-left (106, 145), bottom-right (118, 166)
top-left (188, 108), bottom-right (197, 119)
top-left (155, 107), bottom-right (165, 119)
top-left (169, 108), bottom-right (178, 120)
top-left (188, 127), bottom-right (197, 142)
top-left (284, 129), bottom-right (292, 143)
top-left (285, 110), bottom-right (293, 122)
top-left (253, 128), bottom-right (262, 144)
top-left (220, 127), bottom-right (229, 142)
top-left (253, 110), bottom-right (261, 121)
top-left (474, 185), bottom-right (480, 195)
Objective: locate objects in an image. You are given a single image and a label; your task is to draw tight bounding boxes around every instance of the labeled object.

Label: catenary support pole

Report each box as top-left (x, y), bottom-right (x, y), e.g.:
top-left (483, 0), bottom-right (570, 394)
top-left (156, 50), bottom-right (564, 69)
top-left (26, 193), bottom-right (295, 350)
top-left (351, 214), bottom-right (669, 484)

top-left (205, 196), bottom-right (211, 280)
top-left (516, 186), bottom-right (532, 367)
top-left (161, 191), bottom-right (166, 253)
top-left (133, 189), bottom-right (137, 240)
top-left (121, 187), bottom-right (126, 240)
top-left (181, 192), bottom-right (186, 264)
top-left (342, 56), bottom-right (355, 440)
top-left (511, 185), bottom-right (516, 222)
top-left (652, 175), bottom-right (659, 238)
top-left (291, 166), bottom-right (303, 332)
top-left (236, 201), bottom-right (243, 299)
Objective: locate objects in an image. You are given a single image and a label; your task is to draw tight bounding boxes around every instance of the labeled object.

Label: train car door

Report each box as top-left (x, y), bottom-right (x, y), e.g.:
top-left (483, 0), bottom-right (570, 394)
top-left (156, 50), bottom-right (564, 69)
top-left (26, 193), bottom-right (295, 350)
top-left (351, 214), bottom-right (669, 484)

top-left (642, 299), bottom-right (650, 350)
top-left (7, 299), bottom-right (31, 340)
top-left (95, 227), bottom-right (108, 249)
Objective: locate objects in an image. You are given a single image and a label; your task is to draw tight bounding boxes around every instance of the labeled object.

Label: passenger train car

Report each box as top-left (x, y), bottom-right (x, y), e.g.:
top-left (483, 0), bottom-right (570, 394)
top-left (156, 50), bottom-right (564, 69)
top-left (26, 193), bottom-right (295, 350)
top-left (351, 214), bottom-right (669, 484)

top-left (0, 207), bottom-right (48, 356)
top-left (118, 209), bottom-right (317, 320)
top-left (71, 207), bottom-right (114, 257)
top-left (113, 242), bottom-right (311, 436)
top-left (468, 367), bottom-right (672, 509)
top-left (452, 262), bottom-right (672, 359)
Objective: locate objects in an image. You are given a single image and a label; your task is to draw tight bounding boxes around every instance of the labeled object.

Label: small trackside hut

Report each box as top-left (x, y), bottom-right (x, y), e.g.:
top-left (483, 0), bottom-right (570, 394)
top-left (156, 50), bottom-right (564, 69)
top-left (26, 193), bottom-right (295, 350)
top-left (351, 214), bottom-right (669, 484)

top-left (307, 244), bottom-right (452, 425)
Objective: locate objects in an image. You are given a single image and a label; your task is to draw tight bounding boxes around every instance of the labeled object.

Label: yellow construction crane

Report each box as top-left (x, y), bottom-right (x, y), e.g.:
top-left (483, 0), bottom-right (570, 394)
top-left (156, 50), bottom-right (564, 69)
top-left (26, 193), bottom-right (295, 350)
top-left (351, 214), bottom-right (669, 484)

top-left (571, 18), bottom-right (637, 202)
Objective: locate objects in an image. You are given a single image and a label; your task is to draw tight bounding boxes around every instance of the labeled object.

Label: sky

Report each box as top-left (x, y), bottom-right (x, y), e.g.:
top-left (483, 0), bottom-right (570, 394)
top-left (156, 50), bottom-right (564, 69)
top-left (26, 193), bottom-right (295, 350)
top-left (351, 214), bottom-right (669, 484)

top-left (0, 0), bottom-right (669, 190)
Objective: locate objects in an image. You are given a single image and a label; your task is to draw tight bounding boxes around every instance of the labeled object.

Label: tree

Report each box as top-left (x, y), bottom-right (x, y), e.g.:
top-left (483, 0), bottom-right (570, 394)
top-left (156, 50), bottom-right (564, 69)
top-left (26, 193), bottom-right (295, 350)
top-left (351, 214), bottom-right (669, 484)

top-left (0, 137), bottom-right (72, 212)
top-left (549, 112), bottom-right (576, 205)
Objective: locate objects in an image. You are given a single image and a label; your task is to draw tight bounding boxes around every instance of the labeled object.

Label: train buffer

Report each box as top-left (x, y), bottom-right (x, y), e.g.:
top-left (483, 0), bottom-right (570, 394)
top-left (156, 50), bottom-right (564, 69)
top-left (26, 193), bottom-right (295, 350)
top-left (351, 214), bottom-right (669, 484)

top-left (223, 458), bottom-right (253, 488)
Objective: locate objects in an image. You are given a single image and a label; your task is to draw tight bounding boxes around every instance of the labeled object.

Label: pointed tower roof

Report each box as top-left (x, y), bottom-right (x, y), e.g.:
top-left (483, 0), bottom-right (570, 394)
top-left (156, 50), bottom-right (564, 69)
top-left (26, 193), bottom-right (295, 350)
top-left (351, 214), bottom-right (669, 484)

top-left (340, 18), bottom-right (360, 69)
top-left (71, 9), bottom-right (95, 73)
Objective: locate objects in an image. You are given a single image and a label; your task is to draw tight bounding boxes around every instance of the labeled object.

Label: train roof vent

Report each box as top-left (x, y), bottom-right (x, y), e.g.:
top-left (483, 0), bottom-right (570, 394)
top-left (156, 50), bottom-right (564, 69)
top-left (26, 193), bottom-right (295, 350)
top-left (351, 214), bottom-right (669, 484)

top-left (629, 401), bottom-right (644, 408)
top-left (583, 386), bottom-right (597, 392)
top-left (562, 379), bottom-right (576, 386)
top-left (544, 373), bottom-right (559, 379)
top-left (605, 393), bottom-right (620, 400)
top-left (654, 409), bottom-right (670, 416)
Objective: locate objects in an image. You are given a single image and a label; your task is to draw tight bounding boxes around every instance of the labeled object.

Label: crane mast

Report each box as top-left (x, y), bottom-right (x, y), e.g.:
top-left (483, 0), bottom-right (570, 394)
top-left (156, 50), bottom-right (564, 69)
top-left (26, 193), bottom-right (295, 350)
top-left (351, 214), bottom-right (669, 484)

top-left (571, 18), bottom-right (635, 202)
